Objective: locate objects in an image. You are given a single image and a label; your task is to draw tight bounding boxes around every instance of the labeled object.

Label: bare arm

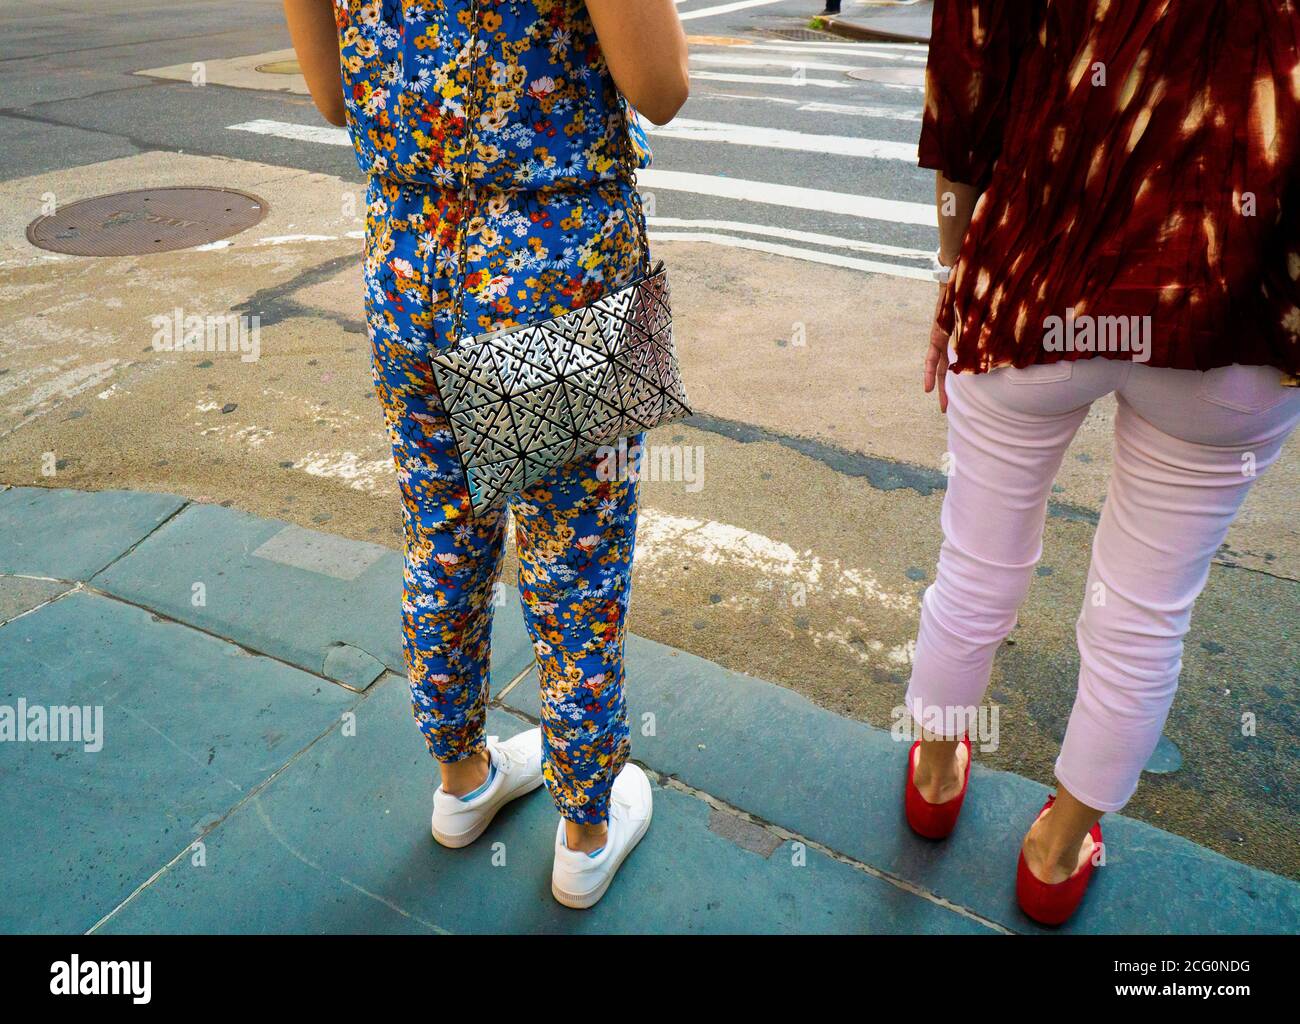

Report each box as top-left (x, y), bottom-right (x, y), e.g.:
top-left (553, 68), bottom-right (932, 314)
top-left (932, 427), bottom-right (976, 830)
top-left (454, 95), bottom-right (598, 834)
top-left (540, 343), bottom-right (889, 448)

top-left (935, 171), bottom-right (979, 267)
top-left (585, 0), bottom-right (689, 125)
top-left (924, 172), bottom-right (980, 414)
top-left (283, 0), bottom-right (346, 126)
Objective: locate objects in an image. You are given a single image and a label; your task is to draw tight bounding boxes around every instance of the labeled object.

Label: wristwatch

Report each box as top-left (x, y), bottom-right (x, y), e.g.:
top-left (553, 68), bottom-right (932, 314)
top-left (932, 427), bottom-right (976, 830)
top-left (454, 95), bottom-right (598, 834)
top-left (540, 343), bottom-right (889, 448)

top-left (932, 250), bottom-right (953, 285)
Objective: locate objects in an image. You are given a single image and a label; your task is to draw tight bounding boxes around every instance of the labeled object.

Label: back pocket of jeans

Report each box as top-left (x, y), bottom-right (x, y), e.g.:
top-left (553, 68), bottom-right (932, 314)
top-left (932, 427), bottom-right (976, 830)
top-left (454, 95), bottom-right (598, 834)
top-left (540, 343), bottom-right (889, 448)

top-left (1197, 364), bottom-right (1289, 414)
top-left (1006, 360), bottom-right (1075, 385)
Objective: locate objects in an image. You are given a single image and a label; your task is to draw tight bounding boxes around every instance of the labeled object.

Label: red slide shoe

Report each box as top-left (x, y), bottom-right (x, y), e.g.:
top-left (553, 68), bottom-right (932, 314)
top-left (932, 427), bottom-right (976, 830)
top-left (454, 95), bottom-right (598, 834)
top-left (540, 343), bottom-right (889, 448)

top-left (904, 735), bottom-right (972, 840)
top-left (1016, 796), bottom-right (1104, 926)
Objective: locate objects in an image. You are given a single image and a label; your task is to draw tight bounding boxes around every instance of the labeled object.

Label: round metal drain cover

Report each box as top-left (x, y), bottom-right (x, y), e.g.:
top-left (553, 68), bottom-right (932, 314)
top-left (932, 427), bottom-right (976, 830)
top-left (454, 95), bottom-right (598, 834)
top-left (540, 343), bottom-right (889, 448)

top-left (26, 187), bottom-right (268, 257)
top-left (255, 59), bottom-right (301, 75)
top-left (846, 67), bottom-right (926, 86)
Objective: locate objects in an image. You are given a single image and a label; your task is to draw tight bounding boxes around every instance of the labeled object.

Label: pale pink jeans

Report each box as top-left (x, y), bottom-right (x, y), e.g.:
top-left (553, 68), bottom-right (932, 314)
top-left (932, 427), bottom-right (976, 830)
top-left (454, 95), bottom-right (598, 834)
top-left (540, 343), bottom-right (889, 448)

top-left (906, 358), bottom-right (1300, 812)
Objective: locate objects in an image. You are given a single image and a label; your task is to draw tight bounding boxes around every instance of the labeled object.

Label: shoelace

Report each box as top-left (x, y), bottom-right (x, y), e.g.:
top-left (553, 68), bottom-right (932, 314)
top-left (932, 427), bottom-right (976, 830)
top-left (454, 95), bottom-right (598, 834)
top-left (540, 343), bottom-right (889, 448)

top-left (486, 736), bottom-right (515, 776)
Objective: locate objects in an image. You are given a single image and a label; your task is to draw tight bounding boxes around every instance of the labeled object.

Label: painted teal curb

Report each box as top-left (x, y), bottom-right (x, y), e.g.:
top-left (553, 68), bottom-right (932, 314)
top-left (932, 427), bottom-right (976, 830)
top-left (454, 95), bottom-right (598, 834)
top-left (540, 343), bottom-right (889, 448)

top-left (98, 687), bottom-right (991, 935)
top-left (4, 486), bottom-right (1296, 934)
top-left (500, 641), bottom-right (1300, 935)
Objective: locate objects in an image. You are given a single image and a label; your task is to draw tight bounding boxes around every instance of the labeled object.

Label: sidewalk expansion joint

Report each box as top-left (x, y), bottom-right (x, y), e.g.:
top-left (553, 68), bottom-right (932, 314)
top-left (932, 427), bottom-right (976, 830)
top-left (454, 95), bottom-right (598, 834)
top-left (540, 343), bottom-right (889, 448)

top-left (486, 699), bottom-right (1009, 933)
top-left (85, 679), bottom-right (392, 935)
top-left (79, 581), bottom-right (379, 694)
top-left (493, 662), bottom-right (536, 702)
top-left (88, 496), bottom-right (193, 581)
top-left (656, 773), bottom-right (1010, 934)
top-left (0, 576), bottom-right (82, 629)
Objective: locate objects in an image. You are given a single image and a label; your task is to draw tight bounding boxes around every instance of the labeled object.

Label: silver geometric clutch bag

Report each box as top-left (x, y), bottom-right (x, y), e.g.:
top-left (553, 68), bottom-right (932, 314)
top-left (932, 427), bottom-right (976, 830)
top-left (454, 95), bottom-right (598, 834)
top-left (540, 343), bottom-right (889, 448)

top-left (429, 261), bottom-right (692, 516)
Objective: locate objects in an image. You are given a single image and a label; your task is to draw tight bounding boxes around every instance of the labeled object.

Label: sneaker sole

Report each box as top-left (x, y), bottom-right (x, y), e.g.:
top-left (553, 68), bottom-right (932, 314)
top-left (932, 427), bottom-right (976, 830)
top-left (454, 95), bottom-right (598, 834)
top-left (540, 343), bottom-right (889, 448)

top-left (431, 775), bottom-right (544, 849)
top-left (551, 799), bottom-right (653, 910)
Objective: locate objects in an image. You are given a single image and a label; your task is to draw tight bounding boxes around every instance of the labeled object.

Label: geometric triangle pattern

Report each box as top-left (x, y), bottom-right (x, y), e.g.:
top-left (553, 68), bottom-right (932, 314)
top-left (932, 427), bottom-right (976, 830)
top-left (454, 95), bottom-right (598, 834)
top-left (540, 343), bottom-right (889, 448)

top-left (430, 262), bottom-right (692, 516)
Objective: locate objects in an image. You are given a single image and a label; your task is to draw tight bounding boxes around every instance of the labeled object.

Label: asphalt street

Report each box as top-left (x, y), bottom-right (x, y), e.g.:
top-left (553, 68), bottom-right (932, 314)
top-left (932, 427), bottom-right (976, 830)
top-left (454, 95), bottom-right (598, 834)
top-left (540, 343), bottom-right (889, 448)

top-left (1, 0), bottom-right (1298, 879)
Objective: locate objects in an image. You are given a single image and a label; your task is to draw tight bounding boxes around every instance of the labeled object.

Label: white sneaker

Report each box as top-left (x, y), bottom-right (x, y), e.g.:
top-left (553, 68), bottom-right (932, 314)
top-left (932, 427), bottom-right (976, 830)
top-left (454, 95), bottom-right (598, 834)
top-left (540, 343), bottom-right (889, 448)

top-left (430, 729), bottom-right (544, 848)
top-left (551, 763), bottom-right (653, 909)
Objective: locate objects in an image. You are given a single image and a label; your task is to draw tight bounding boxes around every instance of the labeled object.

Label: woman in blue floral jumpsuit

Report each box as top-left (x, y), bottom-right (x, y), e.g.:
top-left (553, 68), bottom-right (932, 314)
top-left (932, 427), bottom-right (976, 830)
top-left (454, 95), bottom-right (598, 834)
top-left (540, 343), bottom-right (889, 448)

top-left (314, 0), bottom-right (686, 872)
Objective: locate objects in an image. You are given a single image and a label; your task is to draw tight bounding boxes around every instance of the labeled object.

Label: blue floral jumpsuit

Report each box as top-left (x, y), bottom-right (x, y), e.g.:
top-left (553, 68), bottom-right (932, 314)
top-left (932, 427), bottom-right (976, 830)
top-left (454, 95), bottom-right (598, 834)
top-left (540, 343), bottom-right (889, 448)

top-left (335, 0), bottom-right (653, 824)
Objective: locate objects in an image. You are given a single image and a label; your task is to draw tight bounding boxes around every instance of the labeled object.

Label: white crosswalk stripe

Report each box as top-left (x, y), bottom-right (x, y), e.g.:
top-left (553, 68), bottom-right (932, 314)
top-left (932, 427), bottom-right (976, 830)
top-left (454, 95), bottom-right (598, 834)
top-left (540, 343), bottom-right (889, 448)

top-left (689, 70), bottom-right (851, 89)
top-left (677, 0), bottom-right (788, 20)
top-left (689, 39), bottom-right (928, 60)
top-left (644, 117), bottom-right (917, 161)
top-left (648, 230), bottom-right (934, 279)
top-left (638, 169), bottom-right (934, 227)
top-left (230, 117), bottom-right (919, 165)
top-left (707, 93), bottom-right (921, 123)
top-left (648, 217), bottom-right (932, 260)
top-left (691, 53), bottom-right (880, 73)
top-left (224, 28), bottom-right (937, 281)
top-left (720, 42), bottom-right (928, 64)
top-left (229, 118), bottom-right (348, 145)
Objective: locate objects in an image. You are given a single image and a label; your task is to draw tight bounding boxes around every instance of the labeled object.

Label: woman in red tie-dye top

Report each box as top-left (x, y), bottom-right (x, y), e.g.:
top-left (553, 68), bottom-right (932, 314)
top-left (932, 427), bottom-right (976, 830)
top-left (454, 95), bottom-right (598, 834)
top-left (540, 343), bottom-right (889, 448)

top-left (923, 0), bottom-right (1300, 378)
top-left (904, 0), bottom-right (1300, 926)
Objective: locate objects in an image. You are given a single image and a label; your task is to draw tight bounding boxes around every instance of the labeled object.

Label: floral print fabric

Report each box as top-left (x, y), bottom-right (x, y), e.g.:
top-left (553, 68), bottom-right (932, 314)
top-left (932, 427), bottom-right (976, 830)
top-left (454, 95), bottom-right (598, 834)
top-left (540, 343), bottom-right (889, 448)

top-left (335, 0), bottom-right (650, 191)
top-left (344, 0), bottom-right (652, 824)
top-left (920, 0), bottom-right (1300, 377)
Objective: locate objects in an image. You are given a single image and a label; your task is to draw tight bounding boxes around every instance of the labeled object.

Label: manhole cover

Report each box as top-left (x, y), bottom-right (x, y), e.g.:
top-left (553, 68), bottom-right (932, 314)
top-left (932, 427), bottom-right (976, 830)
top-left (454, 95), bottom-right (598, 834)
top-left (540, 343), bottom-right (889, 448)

top-left (846, 67), bottom-right (926, 86)
top-left (757, 27), bottom-right (842, 42)
top-left (255, 59), bottom-right (301, 75)
top-left (26, 187), bottom-right (268, 256)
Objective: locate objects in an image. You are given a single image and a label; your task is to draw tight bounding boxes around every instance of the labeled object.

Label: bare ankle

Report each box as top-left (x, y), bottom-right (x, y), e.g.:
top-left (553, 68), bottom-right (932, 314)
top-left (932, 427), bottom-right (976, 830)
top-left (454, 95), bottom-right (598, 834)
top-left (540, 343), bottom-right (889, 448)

top-left (564, 820), bottom-right (609, 854)
top-left (440, 749), bottom-right (490, 797)
top-left (916, 740), bottom-right (959, 772)
top-left (1024, 810), bottom-right (1093, 882)
top-left (913, 738), bottom-right (966, 801)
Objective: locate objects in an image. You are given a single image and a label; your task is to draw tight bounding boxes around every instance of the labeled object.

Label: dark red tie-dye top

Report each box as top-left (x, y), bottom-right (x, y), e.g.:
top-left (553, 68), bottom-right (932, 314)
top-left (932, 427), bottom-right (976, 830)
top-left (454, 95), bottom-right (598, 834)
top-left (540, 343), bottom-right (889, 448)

top-left (919, 0), bottom-right (1300, 377)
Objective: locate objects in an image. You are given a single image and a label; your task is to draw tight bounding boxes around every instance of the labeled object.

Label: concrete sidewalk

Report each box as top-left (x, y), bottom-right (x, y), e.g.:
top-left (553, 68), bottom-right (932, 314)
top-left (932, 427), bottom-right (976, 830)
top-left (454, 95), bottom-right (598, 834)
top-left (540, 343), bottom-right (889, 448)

top-left (2, 484), bottom-right (1297, 935)
top-left (821, 0), bottom-right (933, 45)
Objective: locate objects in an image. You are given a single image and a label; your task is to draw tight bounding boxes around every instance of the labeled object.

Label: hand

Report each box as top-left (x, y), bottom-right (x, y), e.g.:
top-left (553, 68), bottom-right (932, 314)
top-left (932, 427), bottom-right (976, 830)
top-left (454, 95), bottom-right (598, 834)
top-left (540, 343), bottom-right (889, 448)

top-left (923, 282), bottom-right (952, 414)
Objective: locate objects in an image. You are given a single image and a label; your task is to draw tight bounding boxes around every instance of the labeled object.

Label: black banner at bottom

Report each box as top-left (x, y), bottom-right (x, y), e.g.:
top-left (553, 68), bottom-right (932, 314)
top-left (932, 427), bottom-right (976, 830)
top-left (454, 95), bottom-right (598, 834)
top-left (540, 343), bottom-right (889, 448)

top-left (0, 933), bottom-right (1290, 1010)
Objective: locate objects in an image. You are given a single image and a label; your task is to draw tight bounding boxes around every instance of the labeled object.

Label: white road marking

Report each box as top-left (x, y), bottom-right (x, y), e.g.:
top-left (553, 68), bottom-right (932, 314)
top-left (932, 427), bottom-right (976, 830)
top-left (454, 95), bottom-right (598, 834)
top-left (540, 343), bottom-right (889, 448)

top-left (693, 40), bottom-right (928, 64)
top-left (637, 168), bottom-right (937, 227)
top-left (295, 450), bottom-right (394, 493)
top-left (877, 81), bottom-right (925, 93)
top-left (648, 216), bottom-right (932, 260)
top-left (645, 116), bottom-right (917, 162)
top-left (691, 52), bottom-right (872, 73)
top-left (636, 509), bottom-right (917, 613)
top-left (649, 230), bottom-right (934, 280)
top-left (702, 92), bottom-right (922, 123)
top-left (224, 120), bottom-right (938, 257)
top-left (797, 98), bottom-right (922, 121)
top-left (691, 36), bottom-right (928, 55)
top-left (0, 358), bottom-right (122, 440)
top-left (689, 70), bottom-right (851, 89)
top-left (635, 509), bottom-right (918, 670)
top-left (232, 116), bottom-right (920, 165)
top-left (678, 0), bottom-right (786, 20)
top-left (258, 233), bottom-right (337, 244)
top-left (229, 118), bottom-right (349, 145)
